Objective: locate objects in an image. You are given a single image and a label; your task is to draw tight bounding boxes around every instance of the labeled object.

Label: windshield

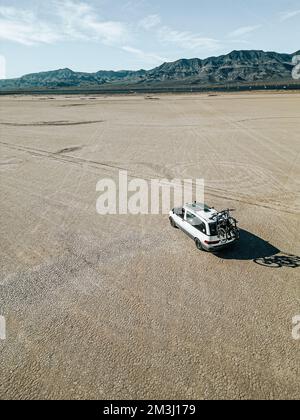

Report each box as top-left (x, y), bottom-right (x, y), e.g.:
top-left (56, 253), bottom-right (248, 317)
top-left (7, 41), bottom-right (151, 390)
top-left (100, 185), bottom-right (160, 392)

top-left (209, 222), bottom-right (218, 236)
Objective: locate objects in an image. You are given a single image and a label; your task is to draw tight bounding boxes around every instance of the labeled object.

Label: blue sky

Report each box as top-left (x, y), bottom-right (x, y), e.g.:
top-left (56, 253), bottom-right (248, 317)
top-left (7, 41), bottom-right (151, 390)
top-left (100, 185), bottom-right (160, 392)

top-left (0, 0), bottom-right (299, 78)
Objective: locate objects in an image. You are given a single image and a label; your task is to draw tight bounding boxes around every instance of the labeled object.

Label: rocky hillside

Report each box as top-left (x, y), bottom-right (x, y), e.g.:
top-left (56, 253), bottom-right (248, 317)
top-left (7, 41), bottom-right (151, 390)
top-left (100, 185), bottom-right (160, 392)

top-left (0, 50), bottom-right (299, 90)
top-left (0, 67), bottom-right (146, 89)
top-left (146, 50), bottom-right (298, 84)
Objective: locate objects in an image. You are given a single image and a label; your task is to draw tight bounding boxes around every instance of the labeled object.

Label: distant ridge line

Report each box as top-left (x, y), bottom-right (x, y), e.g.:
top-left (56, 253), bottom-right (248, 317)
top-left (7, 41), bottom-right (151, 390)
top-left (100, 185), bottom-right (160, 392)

top-left (1, 49), bottom-right (299, 93)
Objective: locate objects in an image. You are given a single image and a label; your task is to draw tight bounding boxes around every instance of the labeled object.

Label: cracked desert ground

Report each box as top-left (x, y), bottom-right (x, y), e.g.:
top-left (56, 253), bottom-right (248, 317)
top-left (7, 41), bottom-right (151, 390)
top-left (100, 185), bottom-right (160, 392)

top-left (0, 92), bottom-right (299, 400)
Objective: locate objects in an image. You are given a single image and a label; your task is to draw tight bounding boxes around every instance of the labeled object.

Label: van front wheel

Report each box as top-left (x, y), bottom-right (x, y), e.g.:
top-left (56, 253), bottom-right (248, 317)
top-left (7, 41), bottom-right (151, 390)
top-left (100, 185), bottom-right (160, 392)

top-left (169, 217), bottom-right (177, 228)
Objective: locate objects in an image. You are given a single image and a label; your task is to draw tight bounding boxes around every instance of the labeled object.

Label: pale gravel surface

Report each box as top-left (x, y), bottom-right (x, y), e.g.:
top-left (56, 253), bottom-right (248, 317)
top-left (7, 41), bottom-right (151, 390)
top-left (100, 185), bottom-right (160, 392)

top-left (0, 93), bottom-right (299, 400)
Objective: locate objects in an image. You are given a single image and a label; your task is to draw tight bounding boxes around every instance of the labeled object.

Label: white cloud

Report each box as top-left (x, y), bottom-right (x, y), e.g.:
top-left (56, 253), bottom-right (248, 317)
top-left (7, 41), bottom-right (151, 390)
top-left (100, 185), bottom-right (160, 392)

top-left (279, 10), bottom-right (300, 21)
top-left (158, 26), bottom-right (221, 51)
top-left (53, 0), bottom-right (127, 45)
top-left (228, 25), bottom-right (261, 38)
top-left (138, 14), bottom-right (161, 30)
top-left (137, 13), bottom-right (221, 53)
top-left (0, 6), bottom-right (34, 22)
top-left (1, 1), bottom-right (264, 71)
top-left (0, 6), bottom-right (61, 45)
top-left (0, 1), bottom-right (128, 46)
top-left (122, 46), bottom-right (166, 65)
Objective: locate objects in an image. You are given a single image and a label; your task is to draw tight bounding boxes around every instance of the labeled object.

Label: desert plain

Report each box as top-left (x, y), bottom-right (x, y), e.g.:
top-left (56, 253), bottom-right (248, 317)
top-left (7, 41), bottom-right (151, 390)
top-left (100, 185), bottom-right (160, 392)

top-left (0, 92), bottom-right (299, 399)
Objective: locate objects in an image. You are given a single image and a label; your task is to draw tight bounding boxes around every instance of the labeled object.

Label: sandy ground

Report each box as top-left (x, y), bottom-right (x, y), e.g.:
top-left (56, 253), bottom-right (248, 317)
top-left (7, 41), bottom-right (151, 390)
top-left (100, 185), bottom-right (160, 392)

top-left (0, 92), bottom-right (299, 400)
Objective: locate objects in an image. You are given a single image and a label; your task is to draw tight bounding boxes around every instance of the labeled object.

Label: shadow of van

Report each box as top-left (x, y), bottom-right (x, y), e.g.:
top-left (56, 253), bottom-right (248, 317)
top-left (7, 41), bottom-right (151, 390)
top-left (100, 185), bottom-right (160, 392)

top-left (214, 229), bottom-right (279, 260)
top-left (216, 229), bottom-right (300, 268)
top-left (213, 229), bottom-right (300, 268)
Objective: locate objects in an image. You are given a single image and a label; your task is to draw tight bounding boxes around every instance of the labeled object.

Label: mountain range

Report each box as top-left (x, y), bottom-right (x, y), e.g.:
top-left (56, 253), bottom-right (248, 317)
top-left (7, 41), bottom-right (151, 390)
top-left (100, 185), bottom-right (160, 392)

top-left (1, 50), bottom-right (299, 92)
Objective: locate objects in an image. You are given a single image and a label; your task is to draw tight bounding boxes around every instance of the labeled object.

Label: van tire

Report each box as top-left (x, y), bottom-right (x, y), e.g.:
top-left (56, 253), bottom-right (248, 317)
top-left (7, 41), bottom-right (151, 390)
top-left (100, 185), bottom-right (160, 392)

top-left (195, 238), bottom-right (203, 251)
top-left (169, 217), bottom-right (177, 228)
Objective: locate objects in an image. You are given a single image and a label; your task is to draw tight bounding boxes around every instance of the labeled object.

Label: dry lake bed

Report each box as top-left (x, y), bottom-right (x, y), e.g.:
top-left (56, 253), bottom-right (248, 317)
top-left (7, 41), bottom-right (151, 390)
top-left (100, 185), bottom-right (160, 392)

top-left (0, 92), bottom-right (299, 399)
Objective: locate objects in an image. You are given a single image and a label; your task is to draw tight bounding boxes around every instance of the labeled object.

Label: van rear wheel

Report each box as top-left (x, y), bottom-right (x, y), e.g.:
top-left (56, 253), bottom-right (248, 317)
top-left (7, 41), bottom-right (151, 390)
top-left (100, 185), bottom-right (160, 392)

top-left (195, 238), bottom-right (203, 251)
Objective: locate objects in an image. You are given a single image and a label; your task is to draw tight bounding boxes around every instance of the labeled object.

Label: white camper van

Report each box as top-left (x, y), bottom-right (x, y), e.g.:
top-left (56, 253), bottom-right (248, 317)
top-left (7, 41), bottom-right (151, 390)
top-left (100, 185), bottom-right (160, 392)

top-left (169, 203), bottom-right (240, 252)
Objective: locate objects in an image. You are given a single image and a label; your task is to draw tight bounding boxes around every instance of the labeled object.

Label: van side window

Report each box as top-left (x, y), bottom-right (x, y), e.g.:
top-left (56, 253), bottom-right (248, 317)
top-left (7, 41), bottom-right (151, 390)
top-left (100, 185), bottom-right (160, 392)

top-left (174, 207), bottom-right (184, 219)
top-left (195, 221), bottom-right (206, 234)
top-left (186, 213), bottom-right (207, 234)
top-left (186, 211), bottom-right (196, 223)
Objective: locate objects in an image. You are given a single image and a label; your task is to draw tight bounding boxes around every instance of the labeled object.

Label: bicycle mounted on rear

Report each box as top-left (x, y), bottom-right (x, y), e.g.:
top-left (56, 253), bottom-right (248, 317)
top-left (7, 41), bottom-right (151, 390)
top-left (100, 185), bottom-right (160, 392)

top-left (209, 209), bottom-right (240, 244)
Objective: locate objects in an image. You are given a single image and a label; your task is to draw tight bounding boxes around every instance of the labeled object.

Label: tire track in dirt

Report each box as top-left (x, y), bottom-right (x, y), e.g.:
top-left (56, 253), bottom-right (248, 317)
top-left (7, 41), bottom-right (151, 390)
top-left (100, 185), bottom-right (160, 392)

top-left (236, 116), bottom-right (299, 123)
top-left (201, 100), bottom-right (297, 166)
top-left (0, 120), bottom-right (104, 127)
top-left (160, 98), bottom-right (293, 213)
top-left (0, 141), bottom-right (128, 173)
top-left (1, 140), bottom-right (298, 215)
top-left (193, 100), bottom-right (300, 194)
